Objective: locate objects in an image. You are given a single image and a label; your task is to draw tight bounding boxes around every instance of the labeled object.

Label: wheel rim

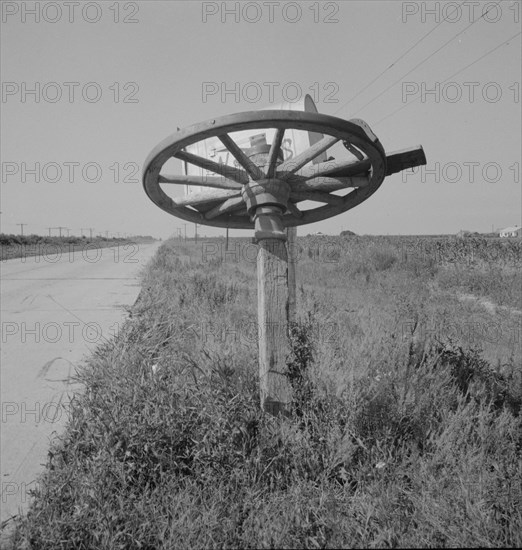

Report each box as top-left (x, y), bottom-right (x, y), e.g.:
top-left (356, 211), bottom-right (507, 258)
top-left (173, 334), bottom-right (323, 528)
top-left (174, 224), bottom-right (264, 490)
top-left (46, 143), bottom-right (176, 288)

top-left (142, 110), bottom-right (387, 229)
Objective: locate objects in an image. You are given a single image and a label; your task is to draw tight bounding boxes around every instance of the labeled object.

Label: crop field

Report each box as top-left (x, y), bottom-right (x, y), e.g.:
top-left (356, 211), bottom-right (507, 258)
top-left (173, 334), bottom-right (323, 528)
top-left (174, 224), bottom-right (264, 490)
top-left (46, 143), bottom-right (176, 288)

top-left (9, 235), bottom-right (522, 548)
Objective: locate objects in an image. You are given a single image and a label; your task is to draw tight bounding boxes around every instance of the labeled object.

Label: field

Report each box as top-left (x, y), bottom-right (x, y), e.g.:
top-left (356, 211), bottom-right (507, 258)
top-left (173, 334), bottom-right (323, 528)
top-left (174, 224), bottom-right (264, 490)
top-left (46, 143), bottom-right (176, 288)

top-left (0, 234), bottom-right (156, 262)
top-left (8, 235), bottom-right (522, 548)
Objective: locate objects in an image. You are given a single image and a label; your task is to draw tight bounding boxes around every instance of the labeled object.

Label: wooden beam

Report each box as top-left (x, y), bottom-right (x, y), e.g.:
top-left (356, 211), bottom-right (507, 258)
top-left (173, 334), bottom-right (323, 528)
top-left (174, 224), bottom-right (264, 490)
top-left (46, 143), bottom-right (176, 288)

top-left (287, 226), bottom-right (297, 325)
top-left (291, 176), bottom-right (368, 193)
top-left (278, 135), bottom-right (339, 177)
top-left (295, 158), bottom-right (371, 180)
top-left (174, 150), bottom-right (248, 183)
top-left (204, 196), bottom-right (245, 219)
top-left (258, 239), bottom-right (292, 416)
top-left (159, 174), bottom-right (242, 190)
top-left (385, 145), bottom-right (426, 176)
top-left (218, 134), bottom-right (265, 180)
top-left (266, 128), bottom-right (285, 179)
top-left (173, 189), bottom-right (239, 207)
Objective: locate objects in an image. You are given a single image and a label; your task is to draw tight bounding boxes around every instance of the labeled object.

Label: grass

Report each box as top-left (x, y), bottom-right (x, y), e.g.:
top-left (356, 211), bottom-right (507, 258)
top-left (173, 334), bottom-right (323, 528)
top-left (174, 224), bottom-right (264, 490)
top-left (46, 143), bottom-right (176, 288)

top-left (0, 234), bottom-right (156, 261)
top-left (7, 236), bottom-right (522, 549)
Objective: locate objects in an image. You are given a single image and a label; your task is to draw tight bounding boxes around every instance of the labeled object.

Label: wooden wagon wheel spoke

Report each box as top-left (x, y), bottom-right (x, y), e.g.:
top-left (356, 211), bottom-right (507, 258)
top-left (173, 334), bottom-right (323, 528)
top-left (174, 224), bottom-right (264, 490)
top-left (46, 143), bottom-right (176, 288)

top-left (291, 176), bottom-right (369, 193)
top-left (174, 150), bottom-right (248, 184)
top-left (218, 134), bottom-right (265, 181)
top-left (205, 196), bottom-right (246, 220)
top-left (232, 209), bottom-right (249, 217)
top-left (290, 190), bottom-right (345, 206)
top-left (266, 128), bottom-right (285, 179)
top-left (296, 157), bottom-right (371, 180)
top-left (278, 135), bottom-right (340, 178)
top-left (286, 202), bottom-right (303, 218)
top-left (159, 174), bottom-right (242, 190)
top-left (173, 189), bottom-right (240, 207)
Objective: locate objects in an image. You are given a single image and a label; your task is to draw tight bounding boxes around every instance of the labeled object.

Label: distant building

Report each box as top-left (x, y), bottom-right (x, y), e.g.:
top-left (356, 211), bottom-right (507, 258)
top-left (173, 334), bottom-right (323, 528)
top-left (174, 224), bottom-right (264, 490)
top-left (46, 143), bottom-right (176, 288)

top-left (499, 225), bottom-right (522, 238)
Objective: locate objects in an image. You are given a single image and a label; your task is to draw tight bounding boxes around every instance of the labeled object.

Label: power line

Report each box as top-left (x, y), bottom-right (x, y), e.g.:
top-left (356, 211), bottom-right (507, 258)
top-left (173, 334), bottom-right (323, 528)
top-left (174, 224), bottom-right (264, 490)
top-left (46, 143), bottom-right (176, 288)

top-left (334, 0), bottom-right (467, 116)
top-left (373, 30), bottom-right (521, 127)
top-left (350, 2), bottom-right (503, 118)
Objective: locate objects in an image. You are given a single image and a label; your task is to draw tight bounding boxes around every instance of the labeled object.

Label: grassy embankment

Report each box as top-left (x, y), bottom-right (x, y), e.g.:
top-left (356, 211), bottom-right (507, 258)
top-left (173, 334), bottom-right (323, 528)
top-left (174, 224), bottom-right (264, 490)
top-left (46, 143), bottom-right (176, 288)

top-left (9, 235), bottom-right (522, 548)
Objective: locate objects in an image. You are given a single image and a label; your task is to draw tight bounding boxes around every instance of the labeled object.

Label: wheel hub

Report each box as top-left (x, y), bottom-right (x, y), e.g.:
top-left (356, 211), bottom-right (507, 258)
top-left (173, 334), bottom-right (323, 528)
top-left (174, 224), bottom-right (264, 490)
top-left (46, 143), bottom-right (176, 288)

top-left (242, 178), bottom-right (290, 216)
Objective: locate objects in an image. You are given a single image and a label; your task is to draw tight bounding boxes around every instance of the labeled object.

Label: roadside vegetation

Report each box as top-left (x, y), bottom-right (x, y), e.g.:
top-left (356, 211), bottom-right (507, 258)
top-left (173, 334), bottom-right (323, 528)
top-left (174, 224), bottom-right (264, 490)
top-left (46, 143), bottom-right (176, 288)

top-left (8, 235), bottom-right (521, 549)
top-left (0, 233), bottom-right (156, 261)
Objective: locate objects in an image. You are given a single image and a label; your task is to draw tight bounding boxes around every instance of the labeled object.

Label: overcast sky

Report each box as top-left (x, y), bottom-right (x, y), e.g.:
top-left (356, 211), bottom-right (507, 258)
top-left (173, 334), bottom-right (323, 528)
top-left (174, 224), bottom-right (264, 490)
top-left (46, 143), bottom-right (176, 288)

top-left (1, 0), bottom-right (521, 238)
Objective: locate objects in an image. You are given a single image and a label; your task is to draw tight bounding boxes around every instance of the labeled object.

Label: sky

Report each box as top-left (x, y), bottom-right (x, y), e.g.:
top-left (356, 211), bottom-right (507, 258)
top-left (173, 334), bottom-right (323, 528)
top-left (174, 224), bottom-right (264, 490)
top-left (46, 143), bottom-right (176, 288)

top-left (1, 0), bottom-right (521, 239)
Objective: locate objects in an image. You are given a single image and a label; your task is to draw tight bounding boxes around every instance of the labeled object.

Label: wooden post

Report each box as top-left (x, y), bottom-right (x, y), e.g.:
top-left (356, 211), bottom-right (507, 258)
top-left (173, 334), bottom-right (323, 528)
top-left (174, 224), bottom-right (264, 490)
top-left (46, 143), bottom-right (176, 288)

top-left (242, 171), bottom-right (293, 415)
top-left (257, 237), bottom-right (292, 415)
top-left (286, 226), bottom-right (297, 324)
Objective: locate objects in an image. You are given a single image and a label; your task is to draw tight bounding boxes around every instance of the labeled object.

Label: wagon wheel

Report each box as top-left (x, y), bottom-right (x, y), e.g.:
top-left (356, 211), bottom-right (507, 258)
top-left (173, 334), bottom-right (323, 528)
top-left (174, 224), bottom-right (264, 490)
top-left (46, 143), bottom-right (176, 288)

top-left (142, 111), bottom-right (387, 229)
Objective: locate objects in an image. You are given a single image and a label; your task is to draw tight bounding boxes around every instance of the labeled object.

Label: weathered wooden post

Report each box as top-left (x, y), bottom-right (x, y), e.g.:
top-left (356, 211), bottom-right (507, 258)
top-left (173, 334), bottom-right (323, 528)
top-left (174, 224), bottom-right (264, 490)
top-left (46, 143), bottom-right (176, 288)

top-left (142, 100), bottom-right (426, 415)
top-left (287, 226), bottom-right (297, 325)
top-left (255, 223), bottom-right (292, 415)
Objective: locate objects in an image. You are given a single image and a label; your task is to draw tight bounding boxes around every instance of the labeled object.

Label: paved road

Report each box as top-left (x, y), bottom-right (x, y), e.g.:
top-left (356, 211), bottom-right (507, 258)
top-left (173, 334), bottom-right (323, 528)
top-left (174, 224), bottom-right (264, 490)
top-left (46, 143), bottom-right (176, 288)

top-left (0, 241), bottom-right (161, 525)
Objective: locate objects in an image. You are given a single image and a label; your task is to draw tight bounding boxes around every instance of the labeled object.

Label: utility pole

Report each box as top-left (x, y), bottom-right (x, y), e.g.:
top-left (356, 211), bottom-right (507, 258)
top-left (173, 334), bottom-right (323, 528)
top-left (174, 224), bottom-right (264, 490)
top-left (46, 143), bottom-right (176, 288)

top-left (81, 227), bottom-right (94, 239)
top-left (16, 223), bottom-right (27, 236)
top-left (183, 223), bottom-right (187, 241)
top-left (46, 227), bottom-right (54, 237)
top-left (194, 223), bottom-right (198, 243)
top-left (56, 226), bottom-right (67, 237)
